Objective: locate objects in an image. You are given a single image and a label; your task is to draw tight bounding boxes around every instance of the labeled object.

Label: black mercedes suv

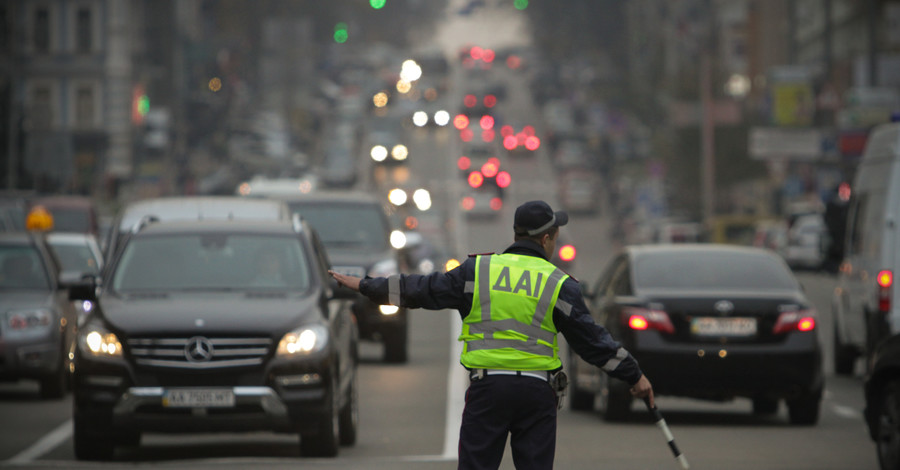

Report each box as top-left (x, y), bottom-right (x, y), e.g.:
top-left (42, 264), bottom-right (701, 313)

top-left (69, 214), bottom-right (359, 460)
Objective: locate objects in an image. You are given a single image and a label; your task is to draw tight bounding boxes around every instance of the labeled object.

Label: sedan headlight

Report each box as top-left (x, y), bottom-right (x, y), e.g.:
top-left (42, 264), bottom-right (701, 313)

top-left (368, 258), bottom-right (398, 278)
top-left (79, 325), bottom-right (123, 357)
top-left (277, 324), bottom-right (329, 356)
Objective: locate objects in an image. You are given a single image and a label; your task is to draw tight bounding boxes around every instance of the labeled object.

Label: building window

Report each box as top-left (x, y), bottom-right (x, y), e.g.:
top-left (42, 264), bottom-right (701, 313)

top-left (34, 7), bottom-right (50, 53)
top-left (30, 85), bottom-right (54, 129)
top-left (76, 7), bottom-right (92, 53)
top-left (75, 86), bottom-right (95, 128)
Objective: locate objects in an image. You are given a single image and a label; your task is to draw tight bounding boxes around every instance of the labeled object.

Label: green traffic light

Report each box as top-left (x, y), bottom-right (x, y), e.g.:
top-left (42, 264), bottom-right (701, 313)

top-left (334, 22), bottom-right (348, 43)
top-left (514, 0), bottom-right (528, 10)
top-left (370, 0), bottom-right (386, 9)
top-left (138, 95), bottom-right (150, 116)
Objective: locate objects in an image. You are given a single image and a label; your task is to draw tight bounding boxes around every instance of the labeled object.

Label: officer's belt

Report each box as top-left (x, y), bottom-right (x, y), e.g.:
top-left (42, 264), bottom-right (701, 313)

top-left (469, 369), bottom-right (550, 382)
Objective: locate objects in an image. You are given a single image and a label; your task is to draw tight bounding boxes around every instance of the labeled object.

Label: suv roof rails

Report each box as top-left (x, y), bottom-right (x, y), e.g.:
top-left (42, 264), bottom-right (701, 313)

top-left (130, 215), bottom-right (160, 234)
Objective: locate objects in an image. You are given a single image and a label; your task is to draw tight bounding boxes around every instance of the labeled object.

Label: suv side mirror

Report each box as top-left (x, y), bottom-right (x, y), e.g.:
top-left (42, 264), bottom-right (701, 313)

top-left (65, 274), bottom-right (98, 302)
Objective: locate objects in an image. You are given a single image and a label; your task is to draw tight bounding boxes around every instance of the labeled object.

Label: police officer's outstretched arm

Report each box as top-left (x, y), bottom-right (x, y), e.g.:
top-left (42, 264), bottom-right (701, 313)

top-left (554, 279), bottom-right (654, 407)
top-left (328, 271), bottom-right (361, 291)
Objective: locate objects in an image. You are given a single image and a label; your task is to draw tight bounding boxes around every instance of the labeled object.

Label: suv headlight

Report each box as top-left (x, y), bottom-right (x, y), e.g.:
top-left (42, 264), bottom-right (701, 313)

top-left (277, 324), bottom-right (329, 356)
top-left (79, 324), bottom-right (123, 357)
top-left (368, 258), bottom-right (398, 278)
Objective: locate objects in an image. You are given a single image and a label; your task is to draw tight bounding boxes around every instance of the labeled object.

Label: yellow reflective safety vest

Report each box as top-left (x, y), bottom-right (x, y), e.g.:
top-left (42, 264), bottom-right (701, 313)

top-left (459, 253), bottom-right (569, 371)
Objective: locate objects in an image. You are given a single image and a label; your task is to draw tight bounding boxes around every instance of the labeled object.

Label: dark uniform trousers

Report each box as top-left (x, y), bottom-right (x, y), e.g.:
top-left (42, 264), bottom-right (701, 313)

top-left (458, 375), bottom-right (558, 470)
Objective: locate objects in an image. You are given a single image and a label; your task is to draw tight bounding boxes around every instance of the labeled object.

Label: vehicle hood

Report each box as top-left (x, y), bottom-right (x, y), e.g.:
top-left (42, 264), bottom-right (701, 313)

top-left (0, 290), bottom-right (57, 312)
top-left (96, 291), bottom-right (323, 336)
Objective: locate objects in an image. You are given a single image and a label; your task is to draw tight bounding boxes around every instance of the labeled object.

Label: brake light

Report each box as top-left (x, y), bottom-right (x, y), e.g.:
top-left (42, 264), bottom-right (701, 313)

top-left (773, 309), bottom-right (816, 334)
top-left (622, 306), bottom-right (674, 334)
top-left (878, 270), bottom-right (893, 313)
top-left (558, 244), bottom-right (576, 262)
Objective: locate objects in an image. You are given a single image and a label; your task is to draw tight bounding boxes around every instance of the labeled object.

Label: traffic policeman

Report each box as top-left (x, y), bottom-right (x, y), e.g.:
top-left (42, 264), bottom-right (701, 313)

top-left (329, 200), bottom-right (653, 470)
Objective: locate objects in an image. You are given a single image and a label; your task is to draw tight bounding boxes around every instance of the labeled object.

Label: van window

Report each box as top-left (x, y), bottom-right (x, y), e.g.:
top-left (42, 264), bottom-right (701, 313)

top-left (847, 194), bottom-right (868, 257)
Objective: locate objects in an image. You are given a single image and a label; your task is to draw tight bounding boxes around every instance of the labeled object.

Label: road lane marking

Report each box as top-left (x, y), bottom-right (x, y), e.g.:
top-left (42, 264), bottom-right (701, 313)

top-left (5, 419), bottom-right (72, 464)
top-left (831, 403), bottom-right (863, 419)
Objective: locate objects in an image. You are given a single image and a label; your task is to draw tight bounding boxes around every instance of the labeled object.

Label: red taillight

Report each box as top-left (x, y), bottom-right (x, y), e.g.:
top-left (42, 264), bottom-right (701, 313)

top-left (622, 307), bottom-right (674, 334)
top-left (773, 310), bottom-right (817, 334)
top-left (495, 171), bottom-right (511, 188)
top-left (879, 270), bottom-right (893, 313)
top-left (558, 244), bottom-right (576, 262)
top-left (468, 171), bottom-right (484, 188)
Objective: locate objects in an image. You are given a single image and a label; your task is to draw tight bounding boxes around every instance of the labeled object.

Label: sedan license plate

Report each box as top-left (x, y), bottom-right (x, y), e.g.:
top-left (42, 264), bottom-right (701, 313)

top-left (691, 317), bottom-right (757, 337)
top-left (162, 389), bottom-right (235, 408)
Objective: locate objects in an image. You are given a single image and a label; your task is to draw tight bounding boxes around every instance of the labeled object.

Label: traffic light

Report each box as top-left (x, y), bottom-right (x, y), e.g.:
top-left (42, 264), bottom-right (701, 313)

top-left (514, 0), bottom-right (528, 10)
top-left (370, 0), bottom-right (386, 8)
top-left (334, 22), bottom-right (348, 43)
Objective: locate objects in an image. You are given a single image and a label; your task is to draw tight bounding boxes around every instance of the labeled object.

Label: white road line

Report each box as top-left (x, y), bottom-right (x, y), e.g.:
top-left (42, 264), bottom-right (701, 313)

top-left (831, 403), bottom-right (863, 419)
top-left (5, 419), bottom-right (72, 464)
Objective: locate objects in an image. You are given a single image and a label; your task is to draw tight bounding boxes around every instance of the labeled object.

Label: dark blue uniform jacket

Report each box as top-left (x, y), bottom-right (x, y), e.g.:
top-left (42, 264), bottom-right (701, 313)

top-left (359, 239), bottom-right (644, 386)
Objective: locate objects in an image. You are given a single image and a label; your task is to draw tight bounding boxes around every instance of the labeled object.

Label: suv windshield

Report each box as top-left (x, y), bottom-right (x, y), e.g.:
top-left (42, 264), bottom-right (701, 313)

top-left (288, 203), bottom-right (389, 251)
top-left (111, 234), bottom-right (311, 292)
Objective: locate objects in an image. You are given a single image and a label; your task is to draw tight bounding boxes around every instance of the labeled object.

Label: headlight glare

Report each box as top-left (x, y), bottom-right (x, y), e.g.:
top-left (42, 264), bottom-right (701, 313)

top-left (277, 325), bottom-right (329, 356)
top-left (81, 328), bottom-right (123, 357)
top-left (369, 258), bottom-right (399, 278)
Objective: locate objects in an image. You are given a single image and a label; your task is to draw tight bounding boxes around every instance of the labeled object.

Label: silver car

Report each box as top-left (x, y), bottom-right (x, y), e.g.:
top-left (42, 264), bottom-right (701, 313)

top-left (0, 231), bottom-right (78, 398)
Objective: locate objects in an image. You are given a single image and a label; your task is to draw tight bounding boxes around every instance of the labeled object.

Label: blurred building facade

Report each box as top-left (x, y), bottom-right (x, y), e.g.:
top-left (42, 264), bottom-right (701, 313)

top-left (622, 0), bottom-right (900, 227)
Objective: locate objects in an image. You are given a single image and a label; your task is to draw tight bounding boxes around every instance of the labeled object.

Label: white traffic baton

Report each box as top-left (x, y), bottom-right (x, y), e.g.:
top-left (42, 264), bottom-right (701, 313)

top-left (643, 397), bottom-right (690, 469)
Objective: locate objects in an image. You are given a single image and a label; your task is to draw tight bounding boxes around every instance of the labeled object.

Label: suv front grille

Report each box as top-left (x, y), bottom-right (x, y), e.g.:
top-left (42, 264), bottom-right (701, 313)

top-left (128, 336), bottom-right (273, 369)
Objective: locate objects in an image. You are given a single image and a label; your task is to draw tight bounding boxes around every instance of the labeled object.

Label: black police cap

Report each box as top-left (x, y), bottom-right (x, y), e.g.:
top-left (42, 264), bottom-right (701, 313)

top-left (513, 200), bottom-right (568, 236)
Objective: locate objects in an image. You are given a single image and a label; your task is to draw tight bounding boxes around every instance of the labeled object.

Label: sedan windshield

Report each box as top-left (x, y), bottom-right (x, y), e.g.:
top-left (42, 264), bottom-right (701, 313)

top-left (0, 246), bottom-right (51, 290)
top-left (111, 234), bottom-right (311, 293)
top-left (634, 250), bottom-right (798, 291)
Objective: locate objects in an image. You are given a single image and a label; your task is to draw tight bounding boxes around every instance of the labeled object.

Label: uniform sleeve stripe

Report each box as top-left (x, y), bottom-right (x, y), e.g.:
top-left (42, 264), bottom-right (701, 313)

top-left (601, 347), bottom-right (629, 372)
top-left (556, 299), bottom-right (572, 317)
top-left (388, 274), bottom-right (401, 306)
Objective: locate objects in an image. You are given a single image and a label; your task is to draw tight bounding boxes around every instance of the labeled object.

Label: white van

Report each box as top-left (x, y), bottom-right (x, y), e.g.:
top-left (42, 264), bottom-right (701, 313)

top-left (832, 121), bottom-right (900, 375)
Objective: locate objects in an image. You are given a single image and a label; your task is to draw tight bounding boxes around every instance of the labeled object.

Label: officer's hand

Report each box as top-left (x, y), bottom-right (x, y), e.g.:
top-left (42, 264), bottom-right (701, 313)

top-left (328, 270), bottom-right (362, 292)
top-left (630, 374), bottom-right (654, 408)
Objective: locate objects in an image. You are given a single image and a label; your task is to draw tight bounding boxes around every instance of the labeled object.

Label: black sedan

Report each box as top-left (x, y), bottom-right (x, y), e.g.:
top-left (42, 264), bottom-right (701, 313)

top-left (570, 244), bottom-right (823, 425)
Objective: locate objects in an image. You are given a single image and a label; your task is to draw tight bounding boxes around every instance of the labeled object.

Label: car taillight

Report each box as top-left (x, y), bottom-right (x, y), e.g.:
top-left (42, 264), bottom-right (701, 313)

top-left (622, 306), bottom-right (674, 334)
top-left (773, 309), bottom-right (816, 334)
top-left (878, 269), bottom-right (893, 313)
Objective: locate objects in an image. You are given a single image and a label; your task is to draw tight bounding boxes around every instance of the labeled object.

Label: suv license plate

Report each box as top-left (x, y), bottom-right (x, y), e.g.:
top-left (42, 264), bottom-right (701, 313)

top-left (163, 389), bottom-right (235, 408)
top-left (691, 317), bottom-right (757, 337)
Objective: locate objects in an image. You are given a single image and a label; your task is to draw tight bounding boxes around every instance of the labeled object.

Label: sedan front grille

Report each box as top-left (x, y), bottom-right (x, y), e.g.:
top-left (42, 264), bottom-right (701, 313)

top-left (128, 336), bottom-right (273, 369)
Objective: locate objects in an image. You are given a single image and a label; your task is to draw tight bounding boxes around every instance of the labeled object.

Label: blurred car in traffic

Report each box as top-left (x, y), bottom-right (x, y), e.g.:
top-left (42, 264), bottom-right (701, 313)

top-left (558, 167), bottom-right (601, 214)
top-left (0, 231), bottom-right (79, 399)
top-left (833, 122), bottom-right (900, 377)
top-left (68, 216), bottom-right (359, 460)
top-left (783, 213), bottom-right (829, 270)
top-left (46, 232), bottom-right (104, 277)
top-left (864, 332), bottom-right (900, 470)
top-left (254, 190), bottom-right (411, 363)
top-left (572, 244), bottom-right (823, 425)
top-left (29, 195), bottom-right (100, 236)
